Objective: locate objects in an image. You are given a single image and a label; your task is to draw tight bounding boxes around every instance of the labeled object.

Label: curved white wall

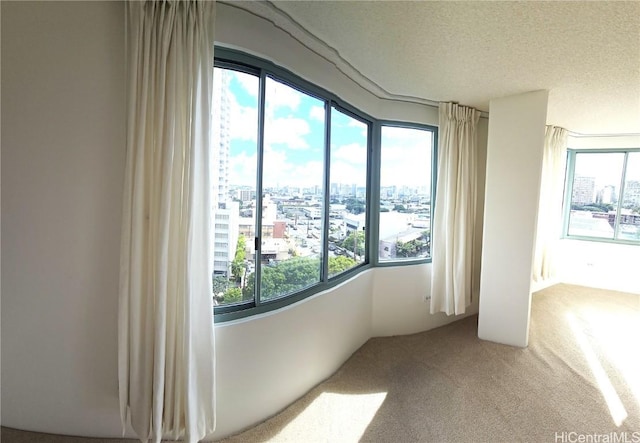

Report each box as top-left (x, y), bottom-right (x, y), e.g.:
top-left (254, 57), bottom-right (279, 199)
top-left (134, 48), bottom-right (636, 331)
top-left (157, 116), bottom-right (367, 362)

top-left (213, 272), bottom-right (373, 438)
top-left (1, 2), bottom-right (485, 439)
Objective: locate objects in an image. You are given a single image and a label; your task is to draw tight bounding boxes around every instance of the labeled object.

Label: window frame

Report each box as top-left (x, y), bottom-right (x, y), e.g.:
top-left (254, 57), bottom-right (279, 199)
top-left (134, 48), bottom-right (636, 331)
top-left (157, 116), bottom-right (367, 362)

top-left (326, 103), bottom-right (373, 278)
top-left (375, 121), bottom-right (438, 267)
top-left (213, 48), bottom-right (437, 321)
top-left (562, 147), bottom-right (640, 246)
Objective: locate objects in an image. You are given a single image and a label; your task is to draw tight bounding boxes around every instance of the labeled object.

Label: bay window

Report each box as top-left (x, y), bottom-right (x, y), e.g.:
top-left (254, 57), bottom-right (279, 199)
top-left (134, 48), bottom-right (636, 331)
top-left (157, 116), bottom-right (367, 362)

top-left (212, 49), bottom-right (437, 320)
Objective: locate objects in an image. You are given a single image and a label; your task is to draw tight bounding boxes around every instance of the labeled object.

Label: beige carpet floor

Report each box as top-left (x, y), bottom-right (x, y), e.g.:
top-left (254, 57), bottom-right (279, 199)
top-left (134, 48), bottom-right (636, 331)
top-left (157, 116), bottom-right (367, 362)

top-left (3, 284), bottom-right (639, 443)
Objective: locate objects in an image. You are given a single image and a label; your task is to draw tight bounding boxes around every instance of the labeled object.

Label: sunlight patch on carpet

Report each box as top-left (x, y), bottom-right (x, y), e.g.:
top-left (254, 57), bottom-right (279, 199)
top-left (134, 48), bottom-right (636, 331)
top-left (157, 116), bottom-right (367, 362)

top-left (272, 392), bottom-right (387, 442)
top-left (580, 307), bottom-right (640, 410)
top-left (567, 312), bottom-right (628, 426)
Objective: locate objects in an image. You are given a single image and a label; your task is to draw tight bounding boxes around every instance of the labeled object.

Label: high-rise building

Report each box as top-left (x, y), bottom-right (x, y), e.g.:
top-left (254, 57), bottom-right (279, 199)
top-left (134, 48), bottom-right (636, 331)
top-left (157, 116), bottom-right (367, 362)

top-left (213, 201), bottom-right (240, 277)
top-left (572, 176), bottom-right (596, 205)
top-left (212, 69), bottom-right (240, 277)
top-left (237, 188), bottom-right (255, 202)
top-left (596, 185), bottom-right (616, 205)
top-left (623, 180), bottom-right (640, 208)
top-left (213, 69), bottom-right (231, 203)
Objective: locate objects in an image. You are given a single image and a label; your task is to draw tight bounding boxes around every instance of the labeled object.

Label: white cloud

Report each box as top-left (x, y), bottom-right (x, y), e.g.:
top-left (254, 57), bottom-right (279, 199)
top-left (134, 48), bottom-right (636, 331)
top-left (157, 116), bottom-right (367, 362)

top-left (346, 117), bottom-right (368, 138)
top-left (380, 127), bottom-right (433, 188)
top-left (330, 161), bottom-right (367, 187)
top-left (261, 149), bottom-right (324, 189)
top-left (231, 70), bottom-right (259, 98)
top-left (266, 78), bottom-right (301, 111)
top-left (262, 148), bottom-right (292, 185)
top-left (380, 165), bottom-right (429, 188)
top-left (265, 116), bottom-right (311, 150)
top-left (309, 105), bottom-right (326, 122)
top-left (382, 126), bottom-right (432, 146)
top-left (330, 142), bottom-right (368, 186)
top-left (285, 160), bottom-right (325, 188)
top-left (229, 151), bottom-right (258, 187)
top-left (229, 98), bottom-right (258, 142)
top-left (347, 118), bottom-right (367, 129)
top-left (332, 143), bottom-right (367, 164)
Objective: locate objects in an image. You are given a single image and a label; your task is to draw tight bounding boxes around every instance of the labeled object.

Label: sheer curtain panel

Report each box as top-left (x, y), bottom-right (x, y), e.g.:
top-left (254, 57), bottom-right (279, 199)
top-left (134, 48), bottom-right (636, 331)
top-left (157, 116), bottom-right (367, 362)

top-left (532, 126), bottom-right (568, 283)
top-left (119, 2), bottom-right (216, 442)
top-left (430, 102), bottom-right (480, 316)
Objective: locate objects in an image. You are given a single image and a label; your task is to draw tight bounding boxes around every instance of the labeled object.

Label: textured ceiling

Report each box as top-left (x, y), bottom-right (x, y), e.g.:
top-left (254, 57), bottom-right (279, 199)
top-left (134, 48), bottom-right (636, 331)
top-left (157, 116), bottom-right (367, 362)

top-left (250, 1), bottom-right (640, 135)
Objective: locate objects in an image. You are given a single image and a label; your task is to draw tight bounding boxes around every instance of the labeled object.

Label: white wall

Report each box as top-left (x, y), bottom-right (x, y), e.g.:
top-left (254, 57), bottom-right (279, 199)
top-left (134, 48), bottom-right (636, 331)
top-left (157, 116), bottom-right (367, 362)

top-left (568, 134), bottom-right (640, 150)
top-left (1, 1), bottom-right (126, 435)
top-left (478, 91), bottom-right (549, 348)
top-left (557, 240), bottom-right (640, 294)
top-left (371, 265), bottom-right (479, 337)
top-left (1, 1), bottom-right (487, 440)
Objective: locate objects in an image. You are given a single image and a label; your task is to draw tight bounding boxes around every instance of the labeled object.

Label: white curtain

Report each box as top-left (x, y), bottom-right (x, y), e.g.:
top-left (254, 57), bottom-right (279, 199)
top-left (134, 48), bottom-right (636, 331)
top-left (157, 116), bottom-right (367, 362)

top-left (430, 102), bottom-right (481, 316)
top-left (532, 126), bottom-right (568, 283)
top-left (119, 2), bottom-right (216, 442)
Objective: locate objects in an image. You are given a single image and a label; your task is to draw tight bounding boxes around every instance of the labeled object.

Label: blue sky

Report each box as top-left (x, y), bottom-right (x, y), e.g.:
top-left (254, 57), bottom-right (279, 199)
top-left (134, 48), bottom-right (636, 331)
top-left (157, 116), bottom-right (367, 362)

top-left (218, 68), bottom-right (432, 191)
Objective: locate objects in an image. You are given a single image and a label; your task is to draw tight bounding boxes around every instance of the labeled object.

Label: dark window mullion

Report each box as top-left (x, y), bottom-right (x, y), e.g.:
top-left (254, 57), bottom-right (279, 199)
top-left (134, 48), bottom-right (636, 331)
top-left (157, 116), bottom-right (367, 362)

top-left (430, 127), bottom-right (438, 258)
top-left (614, 151), bottom-right (630, 240)
top-left (253, 69), bottom-right (267, 307)
top-left (322, 102), bottom-right (332, 283)
top-left (331, 103), bottom-right (373, 269)
top-left (366, 121), bottom-right (379, 267)
top-left (561, 150), bottom-right (576, 238)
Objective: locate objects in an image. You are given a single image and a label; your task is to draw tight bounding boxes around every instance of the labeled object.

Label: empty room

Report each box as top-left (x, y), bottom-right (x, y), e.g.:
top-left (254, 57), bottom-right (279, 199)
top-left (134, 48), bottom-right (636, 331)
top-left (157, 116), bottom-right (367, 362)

top-left (2, 1), bottom-right (639, 442)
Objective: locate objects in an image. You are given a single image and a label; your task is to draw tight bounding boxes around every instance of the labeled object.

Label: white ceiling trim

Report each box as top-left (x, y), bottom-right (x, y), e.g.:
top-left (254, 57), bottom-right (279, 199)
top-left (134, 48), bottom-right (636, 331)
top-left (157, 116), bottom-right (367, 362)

top-left (219, 0), bottom-right (467, 111)
top-left (218, 1), bottom-right (639, 136)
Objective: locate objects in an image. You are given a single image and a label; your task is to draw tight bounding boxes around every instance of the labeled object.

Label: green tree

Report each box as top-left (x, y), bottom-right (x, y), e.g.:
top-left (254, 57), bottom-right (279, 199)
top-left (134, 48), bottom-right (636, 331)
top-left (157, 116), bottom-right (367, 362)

top-left (396, 240), bottom-right (413, 258)
top-left (572, 203), bottom-right (613, 213)
top-left (223, 287), bottom-right (242, 304)
top-left (396, 238), bottom-right (427, 258)
top-left (212, 275), bottom-right (229, 294)
top-left (231, 235), bottom-right (247, 282)
top-left (421, 230), bottom-right (431, 255)
top-left (340, 231), bottom-right (365, 256)
top-left (243, 257), bottom-right (320, 301)
top-left (345, 198), bottom-right (365, 215)
top-left (328, 255), bottom-right (357, 276)
top-left (242, 256), bottom-right (359, 300)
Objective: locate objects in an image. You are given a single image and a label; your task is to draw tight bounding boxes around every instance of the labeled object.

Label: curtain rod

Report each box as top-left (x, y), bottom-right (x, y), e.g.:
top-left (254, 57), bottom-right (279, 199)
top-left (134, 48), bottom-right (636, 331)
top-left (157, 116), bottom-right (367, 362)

top-left (566, 130), bottom-right (640, 138)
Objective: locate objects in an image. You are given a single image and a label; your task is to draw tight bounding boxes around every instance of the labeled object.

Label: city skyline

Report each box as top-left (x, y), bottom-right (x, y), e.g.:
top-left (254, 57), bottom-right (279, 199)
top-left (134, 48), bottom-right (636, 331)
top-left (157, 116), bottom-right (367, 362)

top-left (211, 66), bottom-right (434, 303)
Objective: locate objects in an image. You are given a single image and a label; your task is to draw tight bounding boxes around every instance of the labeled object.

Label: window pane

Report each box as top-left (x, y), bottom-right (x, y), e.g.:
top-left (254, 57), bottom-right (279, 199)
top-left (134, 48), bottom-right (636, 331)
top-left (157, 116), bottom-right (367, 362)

top-left (259, 77), bottom-right (325, 301)
top-left (379, 126), bottom-right (433, 261)
top-left (618, 152), bottom-right (640, 241)
top-left (212, 67), bottom-right (259, 307)
top-left (567, 152), bottom-right (624, 239)
top-left (328, 107), bottom-right (368, 277)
